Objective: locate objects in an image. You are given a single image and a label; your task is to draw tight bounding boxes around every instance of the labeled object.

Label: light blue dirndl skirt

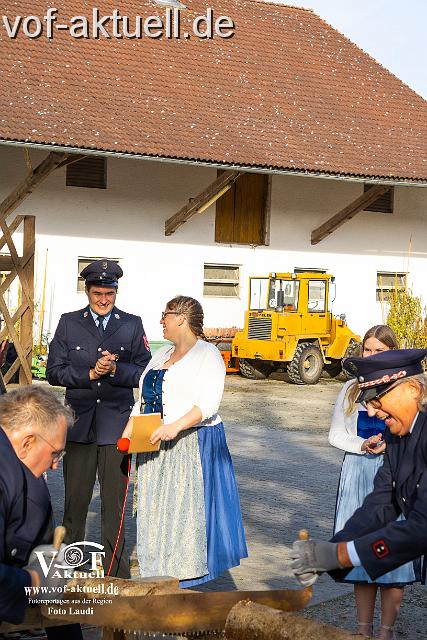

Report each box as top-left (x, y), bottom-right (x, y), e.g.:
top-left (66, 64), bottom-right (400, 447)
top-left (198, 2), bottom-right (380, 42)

top-left (334, 452), bottom-right (416, 585)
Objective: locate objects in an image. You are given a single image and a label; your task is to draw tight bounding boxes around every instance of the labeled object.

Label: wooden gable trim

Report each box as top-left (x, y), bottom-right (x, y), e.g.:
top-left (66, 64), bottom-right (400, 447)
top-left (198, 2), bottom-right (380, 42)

top-left (311, 184), bottom-right (391, 245)
top-left (165, 170), bottom-right (241, 236)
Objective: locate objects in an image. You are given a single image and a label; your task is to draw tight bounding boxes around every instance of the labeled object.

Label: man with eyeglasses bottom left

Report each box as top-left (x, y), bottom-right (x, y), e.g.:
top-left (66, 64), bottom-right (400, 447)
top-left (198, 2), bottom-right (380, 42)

top-left (46, 259), bottom-right (151, 579)
top-left (0, 385), bottom-right (82, 639)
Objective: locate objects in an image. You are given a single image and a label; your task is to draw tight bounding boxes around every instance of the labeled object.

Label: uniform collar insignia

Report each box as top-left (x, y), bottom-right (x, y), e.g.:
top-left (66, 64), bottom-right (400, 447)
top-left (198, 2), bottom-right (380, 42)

top-left (83, 311), bottom-right (89, 318)
top-left (114, 313), bottom-right (120, 319)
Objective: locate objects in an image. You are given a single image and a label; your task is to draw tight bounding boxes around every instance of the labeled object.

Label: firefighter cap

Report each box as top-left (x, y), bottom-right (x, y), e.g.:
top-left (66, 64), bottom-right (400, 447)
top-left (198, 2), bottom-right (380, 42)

top-left (343, 348), bottom-right (427, 404)
top-left (80, 259), bottom-right (123, 288)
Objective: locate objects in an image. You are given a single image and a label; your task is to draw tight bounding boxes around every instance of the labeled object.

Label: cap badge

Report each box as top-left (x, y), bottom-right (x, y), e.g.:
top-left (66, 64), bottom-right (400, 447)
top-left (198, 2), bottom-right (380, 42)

top-left (102, 261), bottom-right (108, 269)
top-left (102, 272), bottom-right (107, 277)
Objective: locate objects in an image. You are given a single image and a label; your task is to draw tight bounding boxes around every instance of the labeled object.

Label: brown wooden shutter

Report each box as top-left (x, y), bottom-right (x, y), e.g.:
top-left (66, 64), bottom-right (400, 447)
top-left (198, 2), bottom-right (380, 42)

top-left (66, 157), bottom-right (107, 189)
top-left (215, 172), bottom-right (269, 245)
top-left (363, 184), bottom-right (394, 213)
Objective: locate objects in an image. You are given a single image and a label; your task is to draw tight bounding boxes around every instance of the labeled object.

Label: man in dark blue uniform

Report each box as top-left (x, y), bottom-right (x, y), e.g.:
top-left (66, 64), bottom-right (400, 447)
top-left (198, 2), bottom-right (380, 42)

top-left (291, 349), bottom-right (427, 587)
top-left (46, 260), bottom-right (151, 578)
top-left (0, 385), bottom-right (81, 639)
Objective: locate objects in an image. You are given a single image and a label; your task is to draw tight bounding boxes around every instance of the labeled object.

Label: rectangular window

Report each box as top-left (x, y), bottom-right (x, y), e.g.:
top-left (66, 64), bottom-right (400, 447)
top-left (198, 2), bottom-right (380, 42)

top-left (308, 280), bottom-right (326, 312)
top-left (215, 172), bottom-right (270, 245)
top-left (267, 279), bottom-right (299, 311)
top-left (376, 271), bottom-right (406, 302)
top-left (249, 278), bottom-right (270, 310)
top-left (66, 157), bottom-right (107, 189)
top-left (77, 256), bottom-right (120, 293)
top-left (364, 184), bottom-right (394, 213)
top-left (203, 264), bottom-right (240, 298)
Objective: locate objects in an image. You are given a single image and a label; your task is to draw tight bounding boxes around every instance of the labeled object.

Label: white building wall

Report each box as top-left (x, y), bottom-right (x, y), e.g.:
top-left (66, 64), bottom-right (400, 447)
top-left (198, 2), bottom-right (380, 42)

top-left (0, 146), bottom-right (426, 343)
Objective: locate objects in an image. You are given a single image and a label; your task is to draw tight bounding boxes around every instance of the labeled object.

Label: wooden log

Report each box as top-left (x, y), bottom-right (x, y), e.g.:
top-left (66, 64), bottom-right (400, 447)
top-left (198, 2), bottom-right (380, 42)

top-left (225, 601), bottom-right (364, 640)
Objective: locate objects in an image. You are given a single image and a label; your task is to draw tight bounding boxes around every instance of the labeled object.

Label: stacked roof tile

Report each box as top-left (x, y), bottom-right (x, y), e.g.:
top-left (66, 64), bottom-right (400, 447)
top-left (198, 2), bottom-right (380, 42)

top-left (0, 0), bottom-right (426, 181)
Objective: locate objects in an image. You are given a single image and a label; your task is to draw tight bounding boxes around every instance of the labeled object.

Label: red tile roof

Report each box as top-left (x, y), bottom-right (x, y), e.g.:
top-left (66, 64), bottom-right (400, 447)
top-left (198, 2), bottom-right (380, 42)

top-left (1, 0), bottom-right (426, 182)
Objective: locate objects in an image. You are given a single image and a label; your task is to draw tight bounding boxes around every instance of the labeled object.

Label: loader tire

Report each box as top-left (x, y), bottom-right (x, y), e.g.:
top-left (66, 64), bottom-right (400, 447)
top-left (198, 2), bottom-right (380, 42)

top-left (287, 342), bottom-right (323, 385)
top-left (239, 359), bottom-right (274, 380)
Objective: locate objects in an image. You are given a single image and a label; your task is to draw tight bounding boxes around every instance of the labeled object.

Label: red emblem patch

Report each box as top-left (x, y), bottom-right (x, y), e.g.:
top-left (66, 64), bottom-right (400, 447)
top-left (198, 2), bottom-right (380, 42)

top-left (372, 539), bottom-right (389, 559)
top-left (143, 335), bottom-right (151, 353)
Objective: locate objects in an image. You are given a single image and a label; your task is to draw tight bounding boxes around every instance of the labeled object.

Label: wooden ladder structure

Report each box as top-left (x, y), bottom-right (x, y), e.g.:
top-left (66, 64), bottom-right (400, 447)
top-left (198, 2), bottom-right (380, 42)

top-left (0, 150), bottom-right (84, 388)
top-left (0, 215), bottom-right (35, 386)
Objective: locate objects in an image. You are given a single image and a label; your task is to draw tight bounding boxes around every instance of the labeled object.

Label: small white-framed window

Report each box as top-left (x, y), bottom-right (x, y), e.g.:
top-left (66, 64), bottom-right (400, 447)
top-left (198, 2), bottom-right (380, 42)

top-left (203, 264), bottom-right (240, 298)
top-left (77, 256), bottom-right (120, 293)
top-left (308, 280), bottom-right (326, 312)
top-left (376, 271), bottom-right (407, 303)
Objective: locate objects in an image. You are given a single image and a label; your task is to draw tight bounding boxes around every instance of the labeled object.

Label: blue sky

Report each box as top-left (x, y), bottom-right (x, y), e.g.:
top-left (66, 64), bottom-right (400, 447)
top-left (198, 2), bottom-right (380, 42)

top-left (279, 0), bottom-right (426, 99)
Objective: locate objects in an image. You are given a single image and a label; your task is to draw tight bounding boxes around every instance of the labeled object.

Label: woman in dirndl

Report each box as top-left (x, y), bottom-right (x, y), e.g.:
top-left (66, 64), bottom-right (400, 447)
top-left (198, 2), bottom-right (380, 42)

top-left (122, 295), bottom-right (247, 587)
top-left (329, 325), bottom-right (419, 640)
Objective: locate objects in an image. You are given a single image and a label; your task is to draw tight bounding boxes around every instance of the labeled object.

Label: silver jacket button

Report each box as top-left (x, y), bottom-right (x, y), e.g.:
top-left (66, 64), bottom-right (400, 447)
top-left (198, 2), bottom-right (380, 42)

top-left (10, 548), bottom-right (17, 557)
top-left (97, 382), bottom-right (101, 387)
top-left (96, 399), bottom-right (101, 404)
top-left (98, 347), bottom-right (102, 352)
top-left (120, 346), bottom-right (124, 351)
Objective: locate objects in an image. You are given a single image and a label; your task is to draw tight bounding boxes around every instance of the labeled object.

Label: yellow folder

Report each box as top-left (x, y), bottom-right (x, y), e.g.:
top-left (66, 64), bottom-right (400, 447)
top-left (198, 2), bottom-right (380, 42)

top-left (127, 413), bottom-right (162, 453)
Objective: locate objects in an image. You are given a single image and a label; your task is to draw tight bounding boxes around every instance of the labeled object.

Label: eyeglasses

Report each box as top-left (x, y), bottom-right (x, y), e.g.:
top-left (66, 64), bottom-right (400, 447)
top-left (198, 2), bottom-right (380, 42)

top-left (361, 381), bottom-right (401, 410)
top-left (161, 311), bottom-right (182, 321)
top-left (36, 432), bottom-right (66, 463)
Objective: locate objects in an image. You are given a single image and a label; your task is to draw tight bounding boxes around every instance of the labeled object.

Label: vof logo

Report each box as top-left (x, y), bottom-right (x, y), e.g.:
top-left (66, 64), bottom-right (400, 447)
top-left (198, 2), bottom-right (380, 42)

top-left (35, 541), bottom-right (105, 578)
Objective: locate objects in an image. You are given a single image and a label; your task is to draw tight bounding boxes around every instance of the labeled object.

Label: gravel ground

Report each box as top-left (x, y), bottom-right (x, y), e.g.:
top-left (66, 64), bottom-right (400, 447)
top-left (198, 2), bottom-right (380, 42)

top-left (41, 376), bottom-right (426, 638)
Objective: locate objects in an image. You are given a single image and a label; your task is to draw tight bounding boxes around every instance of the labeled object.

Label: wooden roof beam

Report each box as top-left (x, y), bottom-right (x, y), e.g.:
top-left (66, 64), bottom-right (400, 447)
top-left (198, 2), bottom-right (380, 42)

top-left (165, 170), bottom-right (241, 236)
top-left (311, 184), bottom-right (391, 245)
top-left (0, 150), bottom-right (69, 221)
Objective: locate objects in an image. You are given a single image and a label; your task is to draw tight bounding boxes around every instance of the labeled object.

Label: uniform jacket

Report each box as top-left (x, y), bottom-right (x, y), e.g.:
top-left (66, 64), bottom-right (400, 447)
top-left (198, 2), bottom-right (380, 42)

top-left (46, 306), bottom-right (151, 444)
top-left (0, 428), bottom-right (53, 624)
top-left (332, 410), bottom-right (427, 580)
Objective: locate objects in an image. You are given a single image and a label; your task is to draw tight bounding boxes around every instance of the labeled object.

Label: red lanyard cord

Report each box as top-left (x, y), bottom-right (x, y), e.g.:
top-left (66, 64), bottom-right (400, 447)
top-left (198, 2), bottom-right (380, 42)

top-left (106, 454), bottom-right (131, 577)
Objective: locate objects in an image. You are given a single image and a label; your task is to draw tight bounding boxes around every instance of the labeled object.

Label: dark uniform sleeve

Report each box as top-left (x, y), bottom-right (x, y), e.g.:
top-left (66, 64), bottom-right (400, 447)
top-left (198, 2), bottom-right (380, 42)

top-left (109, 317), bottom-right (151, 388)
top-left (46, 316), bottom-right (92, 389)
top-left (330, 449), bottom-right (427, 580)
top-left (0, 486), bottom-right (32, 624)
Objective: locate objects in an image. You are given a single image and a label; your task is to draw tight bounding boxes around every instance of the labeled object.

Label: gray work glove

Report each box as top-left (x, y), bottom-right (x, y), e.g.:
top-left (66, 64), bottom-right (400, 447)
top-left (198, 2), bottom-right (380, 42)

top-left (24, 543), bottom-right (71, 602)
top-left (290, 539), bottom-right (341, 586)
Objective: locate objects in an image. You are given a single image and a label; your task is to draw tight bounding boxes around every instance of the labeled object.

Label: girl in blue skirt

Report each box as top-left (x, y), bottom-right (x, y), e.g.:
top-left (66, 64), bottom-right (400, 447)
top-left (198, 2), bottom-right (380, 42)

top-left (329, 325), bottom-right (418, 640)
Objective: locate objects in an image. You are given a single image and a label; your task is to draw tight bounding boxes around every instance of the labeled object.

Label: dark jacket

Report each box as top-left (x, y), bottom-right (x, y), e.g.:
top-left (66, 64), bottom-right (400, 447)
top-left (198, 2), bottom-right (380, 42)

top-left (46, 306), bottom-right (151, 444)
top-left (0, 428), bottom-right (53, 624)
top-left (332, 410), bottom-right (427, 580)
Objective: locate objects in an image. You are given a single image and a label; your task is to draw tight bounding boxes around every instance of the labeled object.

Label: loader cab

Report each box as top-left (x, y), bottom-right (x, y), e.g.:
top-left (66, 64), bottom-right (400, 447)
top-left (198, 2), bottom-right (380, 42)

top-left (248, 272), bottom-right (332, 336)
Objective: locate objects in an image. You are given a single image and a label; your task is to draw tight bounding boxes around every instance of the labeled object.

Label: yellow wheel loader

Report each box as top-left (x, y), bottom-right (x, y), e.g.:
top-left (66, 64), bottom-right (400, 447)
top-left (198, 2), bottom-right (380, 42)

top-left (230, 270), bottom-right (360, 385)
